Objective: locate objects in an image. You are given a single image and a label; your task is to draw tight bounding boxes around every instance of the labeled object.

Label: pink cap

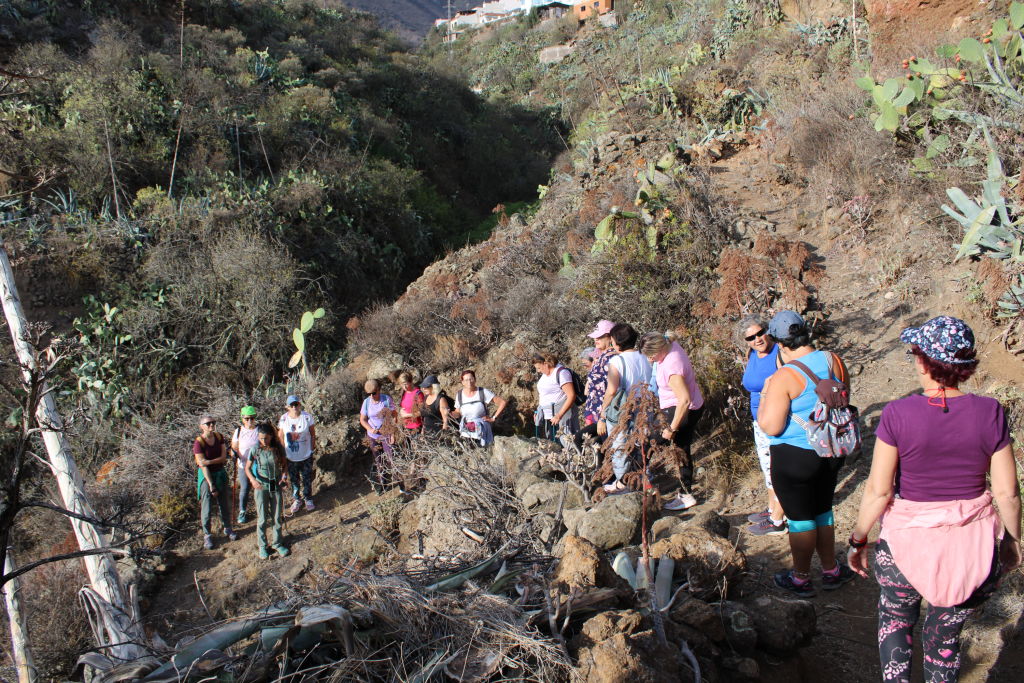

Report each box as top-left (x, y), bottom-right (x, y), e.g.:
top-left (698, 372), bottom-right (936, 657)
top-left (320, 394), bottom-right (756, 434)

top-left (588, 320), bottom-right (615, 338)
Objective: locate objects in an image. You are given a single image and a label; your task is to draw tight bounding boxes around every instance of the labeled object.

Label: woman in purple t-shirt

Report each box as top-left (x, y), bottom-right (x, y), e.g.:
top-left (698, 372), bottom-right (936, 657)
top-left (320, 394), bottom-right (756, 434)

top-left (848, 316), bottom-right (1021, 682)
top-left (359, 379), bottom-right (396, 490)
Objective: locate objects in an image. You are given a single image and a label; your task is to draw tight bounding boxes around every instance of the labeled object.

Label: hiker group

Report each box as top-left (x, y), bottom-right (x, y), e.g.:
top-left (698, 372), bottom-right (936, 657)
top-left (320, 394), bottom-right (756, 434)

top-left (192, 395), bottom-right (317, 558)
top-left (194, 310), bottom-right (1020, 683)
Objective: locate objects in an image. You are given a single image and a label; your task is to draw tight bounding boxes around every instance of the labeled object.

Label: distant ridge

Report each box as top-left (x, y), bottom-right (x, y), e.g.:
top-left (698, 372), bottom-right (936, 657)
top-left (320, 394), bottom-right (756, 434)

top-left (340, 0), bottom-right (476, 42)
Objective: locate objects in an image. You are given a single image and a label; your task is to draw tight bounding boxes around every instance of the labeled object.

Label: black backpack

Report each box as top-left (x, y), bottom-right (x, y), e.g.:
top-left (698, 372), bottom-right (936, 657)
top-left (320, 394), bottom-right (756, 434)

top-left (568, 368), bottom-right (586, 406)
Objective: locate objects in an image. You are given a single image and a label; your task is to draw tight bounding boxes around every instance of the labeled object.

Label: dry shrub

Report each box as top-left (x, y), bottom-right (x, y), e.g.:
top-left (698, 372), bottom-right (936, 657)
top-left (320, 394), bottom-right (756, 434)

top-left (773, 82), bottom-right (909, 208)
top-left (18, 555), bottom-right (92, 678)
top-left (703, 232), bottom-right (821, 318)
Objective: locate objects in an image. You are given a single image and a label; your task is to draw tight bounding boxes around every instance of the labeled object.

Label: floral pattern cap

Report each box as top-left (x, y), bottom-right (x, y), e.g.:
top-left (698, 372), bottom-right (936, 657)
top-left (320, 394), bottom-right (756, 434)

top-left (899, 315), bottom-right (975, 364)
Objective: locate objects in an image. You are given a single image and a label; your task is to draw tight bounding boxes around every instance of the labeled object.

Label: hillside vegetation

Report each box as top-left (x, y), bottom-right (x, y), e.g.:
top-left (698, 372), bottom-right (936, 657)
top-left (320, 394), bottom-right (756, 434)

top-left (1, 0), bottom-right (1023, 679)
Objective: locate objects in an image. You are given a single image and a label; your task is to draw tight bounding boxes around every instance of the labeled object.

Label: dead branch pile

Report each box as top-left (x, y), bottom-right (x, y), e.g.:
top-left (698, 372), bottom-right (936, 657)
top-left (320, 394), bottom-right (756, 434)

top-left (82, 568), bottom-right (575, 683)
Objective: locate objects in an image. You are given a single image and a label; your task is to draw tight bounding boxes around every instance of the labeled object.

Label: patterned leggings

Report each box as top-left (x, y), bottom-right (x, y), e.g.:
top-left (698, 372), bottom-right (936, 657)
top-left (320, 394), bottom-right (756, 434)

top-left (874, 539), bottom-right (1000, 682)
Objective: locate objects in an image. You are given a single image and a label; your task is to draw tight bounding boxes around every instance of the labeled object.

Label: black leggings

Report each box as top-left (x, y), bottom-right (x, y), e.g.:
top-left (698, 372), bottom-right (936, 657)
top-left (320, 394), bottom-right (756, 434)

top-left (769, 444), bottom-right (844, 522)
top-left (655, 406), bottom-right (704, 490)
top-left (573, 421), bottom-right (605, 450)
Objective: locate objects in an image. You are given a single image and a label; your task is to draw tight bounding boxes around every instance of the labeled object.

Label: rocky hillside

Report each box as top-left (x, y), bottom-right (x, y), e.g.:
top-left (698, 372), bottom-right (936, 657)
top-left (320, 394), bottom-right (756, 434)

top-left (2, 0), bottom-right (1023, 680)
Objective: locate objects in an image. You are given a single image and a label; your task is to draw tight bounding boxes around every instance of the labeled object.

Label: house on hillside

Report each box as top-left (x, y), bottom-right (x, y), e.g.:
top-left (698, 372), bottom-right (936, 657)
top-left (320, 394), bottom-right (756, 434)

top-left (536, 1), bottom-right (572, 19)
top-left (574, 0), bottom-right (613, 20)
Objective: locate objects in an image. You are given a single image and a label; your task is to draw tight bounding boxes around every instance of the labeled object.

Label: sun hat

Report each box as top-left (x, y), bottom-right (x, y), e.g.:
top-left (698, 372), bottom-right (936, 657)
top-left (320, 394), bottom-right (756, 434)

top-left (900, 315), bottom-right (976, 364)
top-left (588, 320), bottom-right (615, 338)
top-left (767, 310), bottom-right (806, 340)
top-left (420, 374), bottom-right (439, 388)
top-left (286, 395), bottom-right (301, 405)
top-left (240, 405), bottom-right (257, 417)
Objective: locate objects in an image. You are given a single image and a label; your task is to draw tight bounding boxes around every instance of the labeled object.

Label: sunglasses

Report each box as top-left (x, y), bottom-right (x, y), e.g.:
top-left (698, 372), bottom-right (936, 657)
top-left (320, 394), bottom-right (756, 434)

top-left (202, 421), bottom-right (216, 427)
top-left (744, 329), bottom-right (766, 342)
top-left (242, 416), bottom-right (256, 420)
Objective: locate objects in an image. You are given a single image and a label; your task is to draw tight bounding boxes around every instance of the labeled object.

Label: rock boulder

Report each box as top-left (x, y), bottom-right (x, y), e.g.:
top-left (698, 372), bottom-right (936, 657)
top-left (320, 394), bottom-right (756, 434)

top-left (575, 493), bottom-right (643, 550)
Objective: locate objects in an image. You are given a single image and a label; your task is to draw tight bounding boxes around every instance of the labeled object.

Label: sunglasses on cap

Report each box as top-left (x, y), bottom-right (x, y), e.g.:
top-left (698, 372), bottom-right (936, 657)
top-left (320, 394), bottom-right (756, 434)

top-left (744, 329), bottom-right (766, 342)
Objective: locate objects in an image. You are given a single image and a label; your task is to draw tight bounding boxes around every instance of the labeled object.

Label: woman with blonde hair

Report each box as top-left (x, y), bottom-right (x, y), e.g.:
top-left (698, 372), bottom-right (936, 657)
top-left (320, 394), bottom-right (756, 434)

top-left (637, 330), bottom-right (705, 511)
top-left (396, 371), bottom-right (424, 436)
top-left (418, 374), bottom-right (451, 435)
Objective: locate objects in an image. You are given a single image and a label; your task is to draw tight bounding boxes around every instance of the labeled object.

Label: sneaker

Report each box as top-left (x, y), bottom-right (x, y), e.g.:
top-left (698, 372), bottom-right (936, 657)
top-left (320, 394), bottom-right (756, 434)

top-left (203, 535), bottom-right (214, 550)
top-left (288, 500), bottom-right (302, 515)
top-left (273, 545), bottom-right (291, 557)
top-left (774, 569), bottom-right (816, 598)
top-left (258, 547), bottom-right (270, 559)
top-left (304, 499), bottom-right (315, 512)
top-left (821, 562), bottom-right (856, 591)
top-left (237, 512), bottom-right (247, 525)
top-left (746, 518), bottom-right (787, 536)
top-left (225, 527), bottom-right (238, 542)
top-left (747, 509), bottom-right (770, 524)
top-left (602, 480), bottom-right (628, 494)
top-left (663, 493), bottom-right (697, 511)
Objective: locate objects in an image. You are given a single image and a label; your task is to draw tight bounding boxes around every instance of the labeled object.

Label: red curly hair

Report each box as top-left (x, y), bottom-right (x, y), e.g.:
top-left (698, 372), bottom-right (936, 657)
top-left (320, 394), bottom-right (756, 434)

top-left (909, 345), bottom-right (978, 388)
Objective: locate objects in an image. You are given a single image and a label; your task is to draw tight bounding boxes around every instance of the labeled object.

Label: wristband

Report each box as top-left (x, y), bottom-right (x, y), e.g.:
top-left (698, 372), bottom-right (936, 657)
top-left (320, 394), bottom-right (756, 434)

top-left (848, 533), bottom-right (868, 549)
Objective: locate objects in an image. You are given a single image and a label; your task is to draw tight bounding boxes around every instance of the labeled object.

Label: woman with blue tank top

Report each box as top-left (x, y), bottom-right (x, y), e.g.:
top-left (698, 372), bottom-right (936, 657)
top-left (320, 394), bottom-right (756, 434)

top-left (738, 315), bottom-right (785, 536)
top-left (758, 310), bottom-right (856, 597)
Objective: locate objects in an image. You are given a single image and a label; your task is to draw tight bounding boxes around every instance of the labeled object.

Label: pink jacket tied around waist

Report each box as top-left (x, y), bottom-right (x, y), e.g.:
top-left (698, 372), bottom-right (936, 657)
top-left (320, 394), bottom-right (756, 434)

top-left (879, 491), bottom-right (1000, 607)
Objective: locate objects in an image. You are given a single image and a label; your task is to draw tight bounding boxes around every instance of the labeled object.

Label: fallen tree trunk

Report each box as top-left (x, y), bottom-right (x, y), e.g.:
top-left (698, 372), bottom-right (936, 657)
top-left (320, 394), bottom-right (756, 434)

top-left (3, 548), bottom-right (38, 683)
top-left (0, 241), bottom-right (146, 662)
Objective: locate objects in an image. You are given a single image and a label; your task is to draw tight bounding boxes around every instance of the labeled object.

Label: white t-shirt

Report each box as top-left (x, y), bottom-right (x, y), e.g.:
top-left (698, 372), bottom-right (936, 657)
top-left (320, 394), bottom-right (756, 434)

top-left (277, 410), bottom-right (315, 462)
top-left (232, 425), bottom-right (260, 469)
top-left (455, 388), bottom-right (494, 422)
top-left (611, 351), bottom-right (653, 396)
top-left (537, 365), bottom-right (573, 419)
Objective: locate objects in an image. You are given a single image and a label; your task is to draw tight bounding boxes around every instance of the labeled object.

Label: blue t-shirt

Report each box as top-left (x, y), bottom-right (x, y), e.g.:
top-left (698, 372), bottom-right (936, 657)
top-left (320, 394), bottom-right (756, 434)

top-left (741, 345), bottom-right (780, 418)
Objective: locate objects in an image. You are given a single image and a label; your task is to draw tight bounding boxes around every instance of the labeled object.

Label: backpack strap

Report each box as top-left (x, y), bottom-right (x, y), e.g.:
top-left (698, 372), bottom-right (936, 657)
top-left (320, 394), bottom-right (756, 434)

top-left (788, 359), bottom-right (822, 386)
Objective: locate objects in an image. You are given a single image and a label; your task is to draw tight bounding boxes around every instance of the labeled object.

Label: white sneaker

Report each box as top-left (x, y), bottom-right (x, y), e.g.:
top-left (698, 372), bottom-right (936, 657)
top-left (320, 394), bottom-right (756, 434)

top-left (663, 493), bottom-right (697, 511)
top-left (288, 500), bottom-right (302, 515)
top-left (304, 499), bottom-right (315, 511)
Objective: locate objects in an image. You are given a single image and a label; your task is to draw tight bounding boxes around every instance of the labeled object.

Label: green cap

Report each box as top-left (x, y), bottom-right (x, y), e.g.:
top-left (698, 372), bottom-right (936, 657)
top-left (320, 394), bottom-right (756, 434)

top-left (240, 405), bottom-right (257, 417)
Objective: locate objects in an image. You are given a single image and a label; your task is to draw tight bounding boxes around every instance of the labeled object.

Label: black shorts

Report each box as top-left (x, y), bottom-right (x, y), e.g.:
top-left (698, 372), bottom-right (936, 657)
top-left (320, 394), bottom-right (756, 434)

top-left (769, 444), bottom-right (845, 522)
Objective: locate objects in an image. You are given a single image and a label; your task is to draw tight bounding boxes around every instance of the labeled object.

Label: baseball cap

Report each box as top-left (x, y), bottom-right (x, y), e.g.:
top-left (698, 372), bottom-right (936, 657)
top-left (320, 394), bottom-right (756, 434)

top-left (767, 310), bottom-right (806, 340)
top-left (286, 395), bottom-right (301, 405)
top-left (579, 347), bottom-right (597, 361)
top-left (420, 374), bottom-right (438, 388)
top-left (900, 315), bottom-right (976, 364)
top-left (240, 405), bottom-right (257, 417)
top-left (588, 320), bottom-right (615, 338)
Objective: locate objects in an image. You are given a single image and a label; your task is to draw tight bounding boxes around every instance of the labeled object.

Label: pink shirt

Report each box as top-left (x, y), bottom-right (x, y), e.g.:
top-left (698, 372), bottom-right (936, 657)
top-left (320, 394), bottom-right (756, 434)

top-left (656, 342), bottom-right (704, 410)
top-left (400, 389), bottom-right (423, 430)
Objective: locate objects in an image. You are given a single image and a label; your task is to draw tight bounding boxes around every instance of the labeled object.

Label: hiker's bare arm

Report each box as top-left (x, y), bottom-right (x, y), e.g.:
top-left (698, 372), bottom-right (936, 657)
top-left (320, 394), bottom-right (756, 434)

top-left (555, 381), bottom-right (575, 422)
top-left (245, 460), bottom-right (261, 489)
top-left (487, 394), bottom-right (507, 422)
top-left (601, 364), bottom-right (622, 414)
top-left (991, 444), bottom-right (1021, 541)
top-left (309, 424), bottom-right (317, 452)
top-left (440, 397), bottom-right (451, 429)
top-left (852, 439), bottom-right (897, 538)
top-left (847, 439), bottom-right (898, 577)
top-left (666, 374), bottom-right (690, 435)
top-left (757, 368), bottom-right (802, 436)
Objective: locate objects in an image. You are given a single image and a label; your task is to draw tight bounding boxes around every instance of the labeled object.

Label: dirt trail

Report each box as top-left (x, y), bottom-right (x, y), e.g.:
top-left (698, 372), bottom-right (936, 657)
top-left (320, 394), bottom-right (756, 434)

top-left (144, 465), bottom-right (383, 643)
top-left (703, 146), bottom-right (1024, 682)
